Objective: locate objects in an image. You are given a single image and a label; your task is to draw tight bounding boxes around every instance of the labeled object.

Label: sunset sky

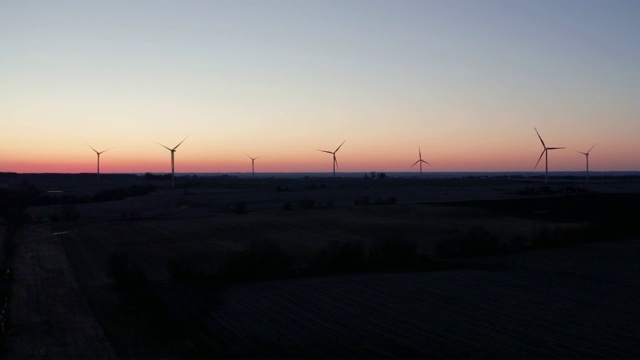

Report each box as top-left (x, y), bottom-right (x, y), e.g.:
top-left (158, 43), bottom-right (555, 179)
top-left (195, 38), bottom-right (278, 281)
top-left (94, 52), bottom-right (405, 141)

top-left (2, 0), bottom-right (639, 174)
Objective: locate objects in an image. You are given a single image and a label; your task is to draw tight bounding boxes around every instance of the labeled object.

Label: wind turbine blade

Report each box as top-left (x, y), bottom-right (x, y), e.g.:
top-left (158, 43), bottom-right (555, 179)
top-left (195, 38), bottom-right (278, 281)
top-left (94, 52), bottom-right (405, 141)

top-left (411, 160), bottom-right (420, 167)
top-left (318, 150), bottom-right (333, 154)
top-left (334, 157), bottom-right (339, 169)
top-left (87, 144), bottom-right (99, 154)
top-left (587, 143), bottom-right (597, 154)
top-left (99, 147), bottom-right (113, 154)
top-left (334, 140), bottom-right (346, 153)
top-left (547, 147), bottom-right (565, 150)
top-left (534, 149), bottom-right (546, 170)
top-left (418, 147), bottom-right (422, 159)
top-left (172, 135), bottom-right (189, 150)
top-left (534, 127), bottom-right (546, 148)
top-left (156, 143), bottom-right (173, 151)
top-left (576, 150), bottom-right (588, 155)
top-left (423, 160), bottom-right (431, 166)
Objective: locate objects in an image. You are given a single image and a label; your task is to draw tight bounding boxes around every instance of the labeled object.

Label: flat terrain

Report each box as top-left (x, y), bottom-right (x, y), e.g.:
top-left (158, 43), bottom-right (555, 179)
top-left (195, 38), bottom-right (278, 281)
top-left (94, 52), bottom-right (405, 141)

top-left (3, 174), bottom-right (640, 358)
top-left (208, 239), bottom-right (640, 358)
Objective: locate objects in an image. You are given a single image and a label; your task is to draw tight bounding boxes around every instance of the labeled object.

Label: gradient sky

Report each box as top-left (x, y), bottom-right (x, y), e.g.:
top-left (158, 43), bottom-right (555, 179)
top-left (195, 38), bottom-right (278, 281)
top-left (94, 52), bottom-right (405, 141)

top-left (2, 0), bottom-right (639, 174)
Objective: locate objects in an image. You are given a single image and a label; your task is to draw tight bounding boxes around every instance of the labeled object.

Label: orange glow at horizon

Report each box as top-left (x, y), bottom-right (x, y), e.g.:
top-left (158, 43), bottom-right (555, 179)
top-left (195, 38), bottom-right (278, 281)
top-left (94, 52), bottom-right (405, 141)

top-left (2, 144), bottom-right (636, 174)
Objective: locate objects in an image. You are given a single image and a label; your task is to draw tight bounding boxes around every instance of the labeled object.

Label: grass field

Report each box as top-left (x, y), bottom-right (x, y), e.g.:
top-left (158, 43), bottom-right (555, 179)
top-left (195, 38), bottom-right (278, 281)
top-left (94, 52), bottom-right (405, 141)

top-left (4, 174), bottom-right (640, 358)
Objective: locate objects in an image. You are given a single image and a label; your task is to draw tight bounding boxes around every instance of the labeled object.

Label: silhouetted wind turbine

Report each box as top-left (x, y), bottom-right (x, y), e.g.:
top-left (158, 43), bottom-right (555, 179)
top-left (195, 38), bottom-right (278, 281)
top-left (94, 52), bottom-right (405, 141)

top-left (157, 136), bottom-right (188, 187)
top-left (576, 144), bottom-right (596, 180)
top-left (88, 144), bottom-right (111, 182)
top-left (411, 146), bottom-right (431, 177)
top-left (318, 140), bottom-right (345, 178)
top-left (534, 127), bottom-right (564, 183)
top-left (245, 153), bottom-right (260, 177)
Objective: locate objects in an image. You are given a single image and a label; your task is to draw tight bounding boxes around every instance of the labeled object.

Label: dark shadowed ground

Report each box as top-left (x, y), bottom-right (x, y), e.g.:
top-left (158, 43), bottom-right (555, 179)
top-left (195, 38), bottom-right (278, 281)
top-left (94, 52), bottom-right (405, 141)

top-left (3, 174), bottom-right (640, 358)
top-left (206, 239), bottom-right (640, 358)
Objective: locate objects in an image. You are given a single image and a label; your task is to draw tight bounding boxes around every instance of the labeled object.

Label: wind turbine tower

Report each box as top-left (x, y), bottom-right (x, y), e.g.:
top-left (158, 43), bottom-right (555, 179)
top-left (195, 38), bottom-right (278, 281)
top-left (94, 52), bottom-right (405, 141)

top-left (88, 145), bottom-right (111, 182)
top-left (245, 153), bottom-right (260, 177)
top-left (157, 136), bottom-right (188, 187)
top-left (534, 127), bottom-right (565, 183)
top-left (318, 140), bottom-right (345, 178)
top-left (577, 144), bottom-right (596, 180)
top-left (411, 146), bottom-right (431, 177)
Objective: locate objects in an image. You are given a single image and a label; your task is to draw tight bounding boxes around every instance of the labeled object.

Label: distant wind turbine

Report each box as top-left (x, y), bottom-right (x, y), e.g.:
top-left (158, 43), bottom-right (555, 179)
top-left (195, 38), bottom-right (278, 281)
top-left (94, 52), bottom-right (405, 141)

top-left (88, 144), bottom-right (111, 182)
top-left (576, 144), bottom-right (596, 180)
top-left (534, 127), bottom-right (565, 183)
top-left (411, 146), bottom-right (431, 177)
top-left (245, 153), bottom-right (260, 177)
top-left (318, 140), bottom-right (345, 178)
top-left (157, 136), bottom-right (188, 187)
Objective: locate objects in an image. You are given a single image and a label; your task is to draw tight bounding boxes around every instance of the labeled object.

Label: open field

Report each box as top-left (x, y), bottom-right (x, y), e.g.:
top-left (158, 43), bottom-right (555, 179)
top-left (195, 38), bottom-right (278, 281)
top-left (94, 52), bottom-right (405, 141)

top-left (3, 174), bottom-right (640, 358)
top-left (207, 239), bottom-right (640, 358)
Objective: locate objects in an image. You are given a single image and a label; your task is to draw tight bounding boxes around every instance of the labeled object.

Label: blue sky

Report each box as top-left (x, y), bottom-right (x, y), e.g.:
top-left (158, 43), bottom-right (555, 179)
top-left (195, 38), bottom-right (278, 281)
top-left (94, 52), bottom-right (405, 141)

top-left (1, 0), bottom-right (638, 173)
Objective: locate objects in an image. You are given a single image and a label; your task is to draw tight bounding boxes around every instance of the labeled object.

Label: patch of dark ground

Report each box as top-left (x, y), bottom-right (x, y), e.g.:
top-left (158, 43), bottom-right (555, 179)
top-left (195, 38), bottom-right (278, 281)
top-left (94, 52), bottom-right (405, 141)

top-left (201, 238), bottom-right (640, 358)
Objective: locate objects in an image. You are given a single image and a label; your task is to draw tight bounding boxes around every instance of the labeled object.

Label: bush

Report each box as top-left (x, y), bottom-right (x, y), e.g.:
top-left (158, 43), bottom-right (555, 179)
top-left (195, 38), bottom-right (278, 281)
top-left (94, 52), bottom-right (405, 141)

top-left (436, 227), bottom-right (502, 258)
top-left (297, 199), bottom-right (315, 210)
top-left (234, 201), bottom-right (247, 215)
top-left (61, 204), bottom-right (79, 221)
top-left (530, 226), bottom-right (589, 249)
top-left (92, 184), bottom-right (156, 202)
top-left (218, 241), bottom-right (292, 282)
top-left (108, 253), bottom-right (187, 341)
top-left (167, 253), bottom-right (216, 281)
top-left (108, 253), bottom-right (149, 295)
top-left (369, 238), bottom-right (418, 270)
top-left (458, 227), bottom-right (501, 257)
top-left (373, 196), bottom-right (397, 205)
top-left (313, 240), bottom-right (365, 272)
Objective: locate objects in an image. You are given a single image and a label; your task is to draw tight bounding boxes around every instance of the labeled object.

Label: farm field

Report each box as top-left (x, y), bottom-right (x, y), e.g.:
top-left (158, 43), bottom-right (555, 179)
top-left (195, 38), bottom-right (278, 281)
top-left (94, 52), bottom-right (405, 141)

top-left (207, 239), bottom-right (640, 358)
top-left (3, 174), bottom-right (640, 358)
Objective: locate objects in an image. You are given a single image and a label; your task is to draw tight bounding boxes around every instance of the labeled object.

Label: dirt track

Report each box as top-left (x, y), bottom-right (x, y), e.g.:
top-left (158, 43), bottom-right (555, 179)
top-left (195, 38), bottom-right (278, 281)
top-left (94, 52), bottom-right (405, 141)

top-left (7, 224), bottom-right (116, 359)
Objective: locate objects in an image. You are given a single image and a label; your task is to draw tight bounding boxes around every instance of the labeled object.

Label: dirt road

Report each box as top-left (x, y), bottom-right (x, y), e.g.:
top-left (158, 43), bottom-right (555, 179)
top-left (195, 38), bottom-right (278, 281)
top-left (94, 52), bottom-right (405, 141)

top-left (7, 223), bottom-right (116, 359)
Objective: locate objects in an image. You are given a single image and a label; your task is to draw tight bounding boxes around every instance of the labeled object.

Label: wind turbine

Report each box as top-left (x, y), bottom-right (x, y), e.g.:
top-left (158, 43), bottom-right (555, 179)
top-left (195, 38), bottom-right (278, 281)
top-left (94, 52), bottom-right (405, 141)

top-left (534, 127), bottom-right (565, 183)
top-left (411, 146), bottom-right (431, 177)
top-left (245, 153), bottom-right (260, 177)
top-left (157, 136), bottom-right (188, 187)
top-left (576, 144), bottom-right (596, 180)
top-left (87, 144), bottom-right (111, 182)
top-left (317, 140), bottom-right (345, 178)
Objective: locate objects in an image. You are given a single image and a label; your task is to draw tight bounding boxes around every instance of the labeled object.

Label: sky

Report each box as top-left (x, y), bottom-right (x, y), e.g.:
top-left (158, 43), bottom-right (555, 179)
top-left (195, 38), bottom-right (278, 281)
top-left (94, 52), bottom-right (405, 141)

top-left (1, 0), bottom-right (639, 174)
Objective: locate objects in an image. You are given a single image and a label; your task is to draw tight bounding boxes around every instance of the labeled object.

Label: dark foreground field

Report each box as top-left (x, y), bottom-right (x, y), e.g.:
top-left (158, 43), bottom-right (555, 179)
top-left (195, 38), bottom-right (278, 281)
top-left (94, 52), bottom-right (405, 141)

top-left (207, 240), bottom-right (640, 358)
top-left (2, 174), bottom-right (640, 358)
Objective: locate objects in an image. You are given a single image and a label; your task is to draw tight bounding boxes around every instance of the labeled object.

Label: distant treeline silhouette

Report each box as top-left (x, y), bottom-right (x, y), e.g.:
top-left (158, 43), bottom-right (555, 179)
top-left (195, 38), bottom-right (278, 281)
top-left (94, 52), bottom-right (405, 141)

top-left (0, 180), bottom-right (156, 225)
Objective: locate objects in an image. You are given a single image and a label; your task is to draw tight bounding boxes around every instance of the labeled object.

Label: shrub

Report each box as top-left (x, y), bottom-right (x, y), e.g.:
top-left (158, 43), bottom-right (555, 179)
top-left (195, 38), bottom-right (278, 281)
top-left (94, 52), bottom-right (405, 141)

top-left (530, 226), bottom-right (589, 249)
top-left (436, 227), bottom-right (502, 258)
top-left (108, 253), bottom-right (149, 295)
top-left (167, 253), bottom-right (216, 281)
top-left (369, 238), bottom-right (418, 270)
top-left (326, 198), bottom-right (335, 208)
top-left (457, 227), bottom-right (502, 257)
top-left (92, 184), bottom-right (156, 203)
top-left (61, 203), bottom-right (79, 221)
top-left (297, 199), bottom-right (315, 209)
top-left (313, 240), bottom-right (365, 272)
top-left (108, 253), bottom-right (187, 342)
top-left (373, 196), bottom-right (396, 205)
top-left (218, 240), bottom-right (292, 282)
top-left (234, 201), bottom-right (247, 215)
